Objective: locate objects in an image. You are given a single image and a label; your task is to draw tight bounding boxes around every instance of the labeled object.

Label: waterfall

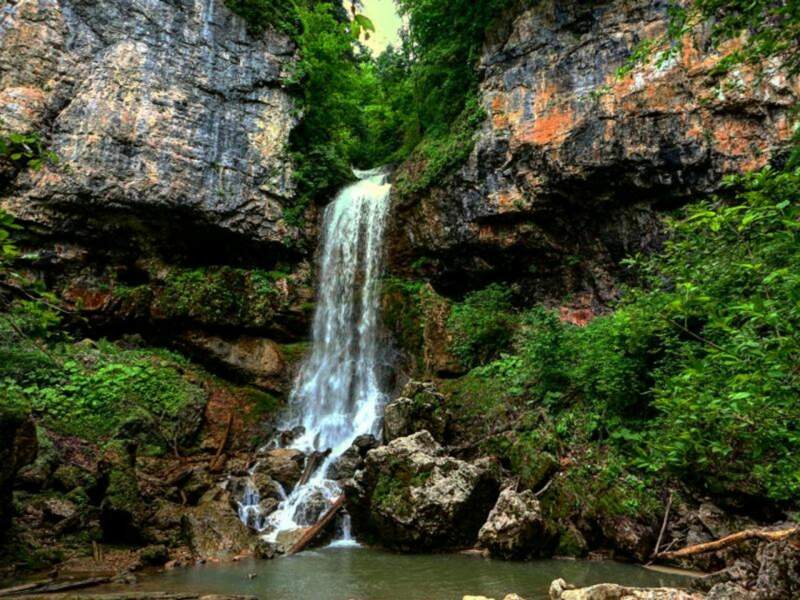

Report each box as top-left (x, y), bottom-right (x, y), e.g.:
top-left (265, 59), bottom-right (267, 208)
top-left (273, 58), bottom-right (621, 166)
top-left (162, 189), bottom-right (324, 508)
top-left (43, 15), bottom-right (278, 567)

top-left (240, 166), bottom-right (392, 543)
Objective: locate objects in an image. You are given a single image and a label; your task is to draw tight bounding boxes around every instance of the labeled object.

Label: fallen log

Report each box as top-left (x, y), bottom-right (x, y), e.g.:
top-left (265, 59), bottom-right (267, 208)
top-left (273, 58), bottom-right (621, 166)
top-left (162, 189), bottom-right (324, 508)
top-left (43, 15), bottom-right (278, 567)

top-left (0, 577), bottom-right (110, 597)
top-left (209, 413), bottom-right (234, 473)
top-left (287, 495), bottom-right (346, 556)
top-left (0, 580), bottom-right (54, 598)
top-left (655, 526), bottom-right (800, 560)
top-left (28, 577), bottom-right (111, 594)
top-left (297, 449), bottom-right (331, 488)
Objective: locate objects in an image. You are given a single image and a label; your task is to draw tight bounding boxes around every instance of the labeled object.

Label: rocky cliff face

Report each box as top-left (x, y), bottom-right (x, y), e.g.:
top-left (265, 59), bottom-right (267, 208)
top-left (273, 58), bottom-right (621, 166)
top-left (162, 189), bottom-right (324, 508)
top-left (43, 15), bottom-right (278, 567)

top-left (389, 0), bottom-right (799, 312)
top-left (0, 0), bottom-right (315, 381)
top-left (0, 0), bottom-right (300, 250)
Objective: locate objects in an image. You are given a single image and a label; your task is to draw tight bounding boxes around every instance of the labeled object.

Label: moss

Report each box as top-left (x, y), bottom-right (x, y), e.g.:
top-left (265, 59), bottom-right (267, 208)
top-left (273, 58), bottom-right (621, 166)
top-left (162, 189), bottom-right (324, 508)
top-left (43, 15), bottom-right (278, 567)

top-left (371, 460), bottom-right (432, 518)
top-left (381, 277), bottom-right (425, 371)
top-left (555, 524), bottom-right (588, 557)
top-left (51, 465), bottom-right (94, 493)
top-left (152, 266), bottom-right (290, 328)
top-left (280, 342), bottom-right (311, 368)
top-left (242, 387), bottom-right (283, 422)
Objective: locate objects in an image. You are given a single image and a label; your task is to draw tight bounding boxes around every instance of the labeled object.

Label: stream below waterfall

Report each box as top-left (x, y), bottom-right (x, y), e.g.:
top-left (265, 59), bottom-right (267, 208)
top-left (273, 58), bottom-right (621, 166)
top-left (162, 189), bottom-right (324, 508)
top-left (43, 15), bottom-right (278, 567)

top-left (102, 548), bottom-right (691, 599)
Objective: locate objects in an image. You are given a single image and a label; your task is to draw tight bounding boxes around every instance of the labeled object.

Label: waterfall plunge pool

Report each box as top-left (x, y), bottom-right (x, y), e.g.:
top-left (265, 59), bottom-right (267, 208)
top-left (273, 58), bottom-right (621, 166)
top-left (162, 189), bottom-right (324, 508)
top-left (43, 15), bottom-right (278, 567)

top-left (107, 546), bottom-right (691, 599)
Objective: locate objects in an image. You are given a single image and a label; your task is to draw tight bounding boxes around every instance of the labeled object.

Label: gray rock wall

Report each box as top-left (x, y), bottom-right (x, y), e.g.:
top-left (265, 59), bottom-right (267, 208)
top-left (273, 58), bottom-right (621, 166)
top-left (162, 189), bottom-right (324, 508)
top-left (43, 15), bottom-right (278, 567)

top-left (389, 0), bottom-right (799, 311)
top-left (0, 0), bottom-right (300, 247)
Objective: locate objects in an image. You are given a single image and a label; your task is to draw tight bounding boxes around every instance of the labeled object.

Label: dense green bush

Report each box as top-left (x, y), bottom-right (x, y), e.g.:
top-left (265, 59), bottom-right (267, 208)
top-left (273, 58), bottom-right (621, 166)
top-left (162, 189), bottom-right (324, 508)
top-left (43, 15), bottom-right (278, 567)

top-left (449, 162), bottom-right (800, 504)
top-left (446, 283), bottom-right (515, 368)
top-left (0, 318), bottom-right (206, 451)
top-left (224, 0), bottom-right (298, 34)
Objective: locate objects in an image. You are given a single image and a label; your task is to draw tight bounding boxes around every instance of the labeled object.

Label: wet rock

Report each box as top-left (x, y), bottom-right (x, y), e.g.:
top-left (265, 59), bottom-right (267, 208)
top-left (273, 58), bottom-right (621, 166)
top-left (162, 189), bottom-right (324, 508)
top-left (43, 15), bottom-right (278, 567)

top-left (51, 464), bottom-right (95, 494)
top-left (275, 527), bottom-right (311, 554)
top-left (346, 430), bottom-right (500, 550)
top-left (549, 578), bottom-right (703, 599)
top-left (293, 489), bottom-right (331, 526)
top-left (597, 513), bottom-right (656, 562)
top-left (182, 333), bottom-right (287, 392)
top-left (384, 380), bottom-right (448, 443)
top-left (328, 434), bottom-right (380, 480)
top-left (139, 544), bottom-right (169, 566)
top-left (182, 487), bottom-right (256, 560)
top-left (254, 539), bottom-right (278, 560)
top-left (253, 449), bottom-right (305, 491)
top-left (477, 488), bottom-right (551, 559)
top-left (98, 441), bottom-right (146, 543)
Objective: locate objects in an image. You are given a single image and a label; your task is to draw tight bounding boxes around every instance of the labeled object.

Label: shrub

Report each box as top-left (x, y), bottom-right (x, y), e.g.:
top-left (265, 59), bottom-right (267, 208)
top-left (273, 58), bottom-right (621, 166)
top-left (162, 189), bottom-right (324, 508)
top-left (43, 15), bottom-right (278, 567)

top-left (447, 283), bottom-right (515, 368)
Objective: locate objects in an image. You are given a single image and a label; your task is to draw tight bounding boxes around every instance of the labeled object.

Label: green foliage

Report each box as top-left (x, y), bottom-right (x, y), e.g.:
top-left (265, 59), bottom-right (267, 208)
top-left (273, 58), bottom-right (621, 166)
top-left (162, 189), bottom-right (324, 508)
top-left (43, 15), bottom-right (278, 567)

top-left (224, 0), bottom-right (298, 34)
top-left (0, 332), bottom-right (206, 449)
top-left (619, 0), bottom-right (800, 79)
top-left (393, 94), bottom-right (486, 196)
top-left (449, 162), bottom-right (800, 505)
top-left (0, 128), bottom-right (58, 172)
top-left (153, 265), bottom-right (286, 326)
top-left (446, 283), bottom-right (515, 368)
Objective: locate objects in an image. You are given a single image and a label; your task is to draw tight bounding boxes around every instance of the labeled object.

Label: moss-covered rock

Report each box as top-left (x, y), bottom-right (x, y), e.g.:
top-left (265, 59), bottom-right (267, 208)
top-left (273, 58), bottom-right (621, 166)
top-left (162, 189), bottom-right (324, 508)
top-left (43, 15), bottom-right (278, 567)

top-left (98, 440), bottom-right (146, 543)
top-left (346, 431), bottom-right (500, 550)
top-left (0, 407), bottom-right (37, 534)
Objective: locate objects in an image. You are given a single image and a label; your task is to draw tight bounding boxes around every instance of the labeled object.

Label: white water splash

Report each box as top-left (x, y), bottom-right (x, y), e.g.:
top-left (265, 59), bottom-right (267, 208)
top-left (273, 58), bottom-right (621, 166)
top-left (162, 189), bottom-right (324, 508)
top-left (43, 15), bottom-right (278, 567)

top-left (241, 167), bottom-right (392, 544)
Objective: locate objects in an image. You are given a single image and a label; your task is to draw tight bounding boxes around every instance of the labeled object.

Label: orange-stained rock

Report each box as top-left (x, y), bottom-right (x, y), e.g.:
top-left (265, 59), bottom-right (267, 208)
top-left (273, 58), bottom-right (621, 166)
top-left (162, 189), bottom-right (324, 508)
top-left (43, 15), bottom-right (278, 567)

top-left (390, 0), bottom-right (798, 308)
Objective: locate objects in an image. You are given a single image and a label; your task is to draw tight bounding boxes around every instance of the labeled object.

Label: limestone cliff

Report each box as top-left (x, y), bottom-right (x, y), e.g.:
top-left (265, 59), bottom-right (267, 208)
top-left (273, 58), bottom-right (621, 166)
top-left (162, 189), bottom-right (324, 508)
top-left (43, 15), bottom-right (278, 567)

top-left (0, 0), bottom-right (314, 380)
top-left (389, 0), bottom-right (799, 312)
top-left (0, 0), bottom-right (300, 248)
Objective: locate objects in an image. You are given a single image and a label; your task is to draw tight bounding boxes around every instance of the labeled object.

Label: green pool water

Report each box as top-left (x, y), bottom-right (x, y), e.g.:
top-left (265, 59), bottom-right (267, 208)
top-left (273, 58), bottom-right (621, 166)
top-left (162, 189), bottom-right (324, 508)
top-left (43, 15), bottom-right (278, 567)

top-left (122, 545), bottom-right (692, 600)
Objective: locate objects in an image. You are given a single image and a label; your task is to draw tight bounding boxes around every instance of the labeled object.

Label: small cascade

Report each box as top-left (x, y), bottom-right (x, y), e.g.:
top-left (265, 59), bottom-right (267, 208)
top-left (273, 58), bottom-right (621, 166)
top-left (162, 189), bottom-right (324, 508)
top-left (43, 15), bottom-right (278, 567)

top-left (240, 167), bottom-right (392, 545)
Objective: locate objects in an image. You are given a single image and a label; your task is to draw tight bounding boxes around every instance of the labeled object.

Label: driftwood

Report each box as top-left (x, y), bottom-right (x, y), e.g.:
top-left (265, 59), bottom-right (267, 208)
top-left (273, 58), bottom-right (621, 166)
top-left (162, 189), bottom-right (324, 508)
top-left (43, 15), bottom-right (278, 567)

top-left (651, 492), bottom-right (673, 559)
top-left (655, 526), bottom-right (800, 560)
top-left (0, 580), bottom-right (54, 598)
top-left (297, 449), bottom-right (331, 488)
top-left (287, 495), bottom-right (346, 556)
top-left (209, 413), bottom-right (234, 473)
top-left (0, 577), bottom-right (110, 597)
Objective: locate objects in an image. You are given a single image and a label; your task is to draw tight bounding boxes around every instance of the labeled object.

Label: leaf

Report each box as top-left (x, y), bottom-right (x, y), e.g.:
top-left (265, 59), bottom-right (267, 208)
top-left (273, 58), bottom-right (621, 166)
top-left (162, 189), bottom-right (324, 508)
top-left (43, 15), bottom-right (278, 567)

top-left (353, 13), bottom-right (375, 32)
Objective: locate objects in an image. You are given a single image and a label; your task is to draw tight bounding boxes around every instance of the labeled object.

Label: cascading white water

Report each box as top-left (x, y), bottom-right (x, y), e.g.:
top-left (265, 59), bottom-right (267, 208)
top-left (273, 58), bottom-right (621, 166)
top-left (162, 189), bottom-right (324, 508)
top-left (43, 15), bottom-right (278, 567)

top-left (240, 167), bottom-right (392, 543)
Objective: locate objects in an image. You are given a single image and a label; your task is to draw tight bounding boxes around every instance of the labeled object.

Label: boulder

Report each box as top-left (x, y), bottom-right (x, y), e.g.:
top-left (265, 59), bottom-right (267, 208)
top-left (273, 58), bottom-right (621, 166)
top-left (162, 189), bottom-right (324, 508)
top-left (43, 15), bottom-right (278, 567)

top-left (328, 434), bottom-right (380, 480)
top-left (549, 579), bottom-right (703, 600)
top-left (275, 527), bottom-right (311, 554)
top-left (182, 487), bottom-right (256, 560)
top-left (254, 539), bottom-right (278, 560)
top-left (753, 539), bottom-right (800, 599)
top-left (597, 513), bottom-right (656, 562)
top-left (346, 430), bottom-right (500, 550)
top-left (669, 502), bottom-right (759, 571)
top-left (704, 583), bottom-right (753, 600)
top-left (253, 449), bottom-right (305, 491)
top-left (383, 380), bottom-right (448, 443)
top-left (98, 440), bottom-right (146, 543)
top-left (41, 497), bottom-right (78, 523)
top-left (139, 544), bottom-right (169, 566)
top-left (0, 408), bottom-right (37, 532)
top-left (182, 333), bottom-right (287, 392)
top-left (477, 488), bottom-right (551, 559)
